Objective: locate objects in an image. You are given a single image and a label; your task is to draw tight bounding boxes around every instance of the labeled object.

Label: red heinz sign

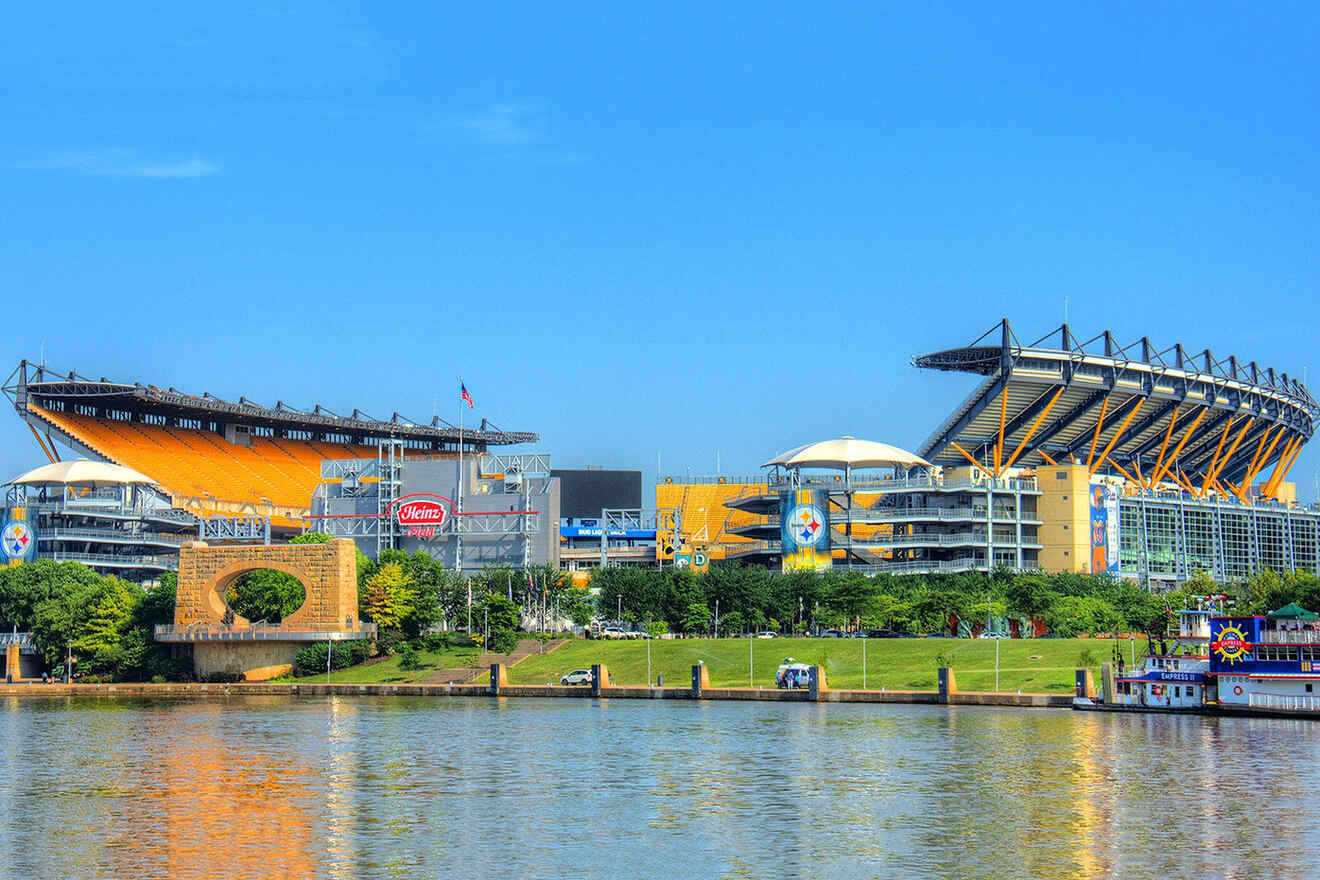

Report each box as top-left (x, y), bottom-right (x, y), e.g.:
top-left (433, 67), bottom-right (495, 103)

top-left (395, 496), bottom-right (452, 537)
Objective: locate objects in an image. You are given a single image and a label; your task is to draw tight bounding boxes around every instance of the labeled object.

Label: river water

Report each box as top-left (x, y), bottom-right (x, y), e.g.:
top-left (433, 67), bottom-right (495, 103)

top-left (0, 695), bottom-right (1312, 879)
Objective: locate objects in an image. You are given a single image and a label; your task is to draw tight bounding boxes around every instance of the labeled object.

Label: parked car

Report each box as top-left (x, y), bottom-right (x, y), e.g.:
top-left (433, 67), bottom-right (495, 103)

top-left (560, 669), bottom-right (594, 685)
top-left (756, 631), bottom-right (777, 639)
top-left (599, 628), bottom-right (627, 639)
top-left (867, 629), bottom-right (897, 639)
top-left (821, 629), bottom-right (843, 638)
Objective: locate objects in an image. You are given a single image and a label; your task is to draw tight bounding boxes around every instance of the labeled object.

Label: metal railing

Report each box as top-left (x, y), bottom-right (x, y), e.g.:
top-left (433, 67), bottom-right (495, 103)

top-left (44, 527), bottom-right (190, 546)
top-left (1257, 629), bottom-right (1320, 644)
top-left (864, 506), bottom-right (1032, 522)
top-left (775, 475), bottom-right (1041, 493)
top-left (154, 621), bottom-right (378, 642)
top-left (1248, 692), bottom-right (1320, 712)
top-left (859, 557), bottom-right (989, 574)
top-left (49, 551), bottom-right (177, 569)
top-left (24, 501), bottom-right (196, 524)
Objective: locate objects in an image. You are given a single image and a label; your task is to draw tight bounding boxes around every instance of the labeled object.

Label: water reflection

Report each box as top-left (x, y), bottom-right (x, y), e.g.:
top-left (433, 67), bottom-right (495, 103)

top-left (0, 696), bottom-right (1312, 878)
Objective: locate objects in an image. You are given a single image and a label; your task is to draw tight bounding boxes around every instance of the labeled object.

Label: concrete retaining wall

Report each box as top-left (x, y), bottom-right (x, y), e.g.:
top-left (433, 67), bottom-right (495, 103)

top-left (0, 681), bottom-right (1071, 707)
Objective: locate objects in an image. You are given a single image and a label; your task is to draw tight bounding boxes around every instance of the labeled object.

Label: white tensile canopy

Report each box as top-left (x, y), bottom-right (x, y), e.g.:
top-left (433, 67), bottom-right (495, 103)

top-left (10, 459), bottom-right (157, 486)
top-left (763, 436), bottom-right (932, 471)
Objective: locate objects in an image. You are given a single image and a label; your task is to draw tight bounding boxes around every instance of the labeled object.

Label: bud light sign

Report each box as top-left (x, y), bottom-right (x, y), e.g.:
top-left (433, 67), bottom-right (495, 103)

top-left (395, 496), bottom-right (452, 538)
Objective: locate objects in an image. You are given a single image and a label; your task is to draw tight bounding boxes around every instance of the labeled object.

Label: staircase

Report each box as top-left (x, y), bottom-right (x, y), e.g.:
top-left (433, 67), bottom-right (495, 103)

top-left (426, 638), bottom-right (565, 683)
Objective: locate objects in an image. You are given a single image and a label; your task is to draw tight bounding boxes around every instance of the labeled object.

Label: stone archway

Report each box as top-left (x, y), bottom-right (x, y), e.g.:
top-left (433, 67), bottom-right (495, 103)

top-left (163, 539), bottom-right (370, 680)
top-left (173, 540), bottom-right (359, 632)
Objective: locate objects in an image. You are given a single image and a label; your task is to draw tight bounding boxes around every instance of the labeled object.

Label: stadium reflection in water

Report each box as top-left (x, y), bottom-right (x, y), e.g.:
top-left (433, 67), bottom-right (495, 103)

top-left (0, 696), bottom-right (1314, 878)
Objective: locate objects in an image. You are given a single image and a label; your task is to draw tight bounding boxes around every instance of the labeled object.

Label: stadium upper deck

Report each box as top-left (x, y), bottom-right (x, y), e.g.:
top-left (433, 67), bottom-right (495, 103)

top-left (3, 361), bottom-right (537, 524)
top-left (915, 320), bottom-right (1317, 503)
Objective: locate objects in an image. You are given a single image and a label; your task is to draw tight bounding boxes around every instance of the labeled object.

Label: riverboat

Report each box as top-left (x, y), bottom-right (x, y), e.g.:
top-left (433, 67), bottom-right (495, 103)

top-left (1211, 603), bottom-right (1320, 716)
top-left (1098, 609), bottom-right (1212, 713)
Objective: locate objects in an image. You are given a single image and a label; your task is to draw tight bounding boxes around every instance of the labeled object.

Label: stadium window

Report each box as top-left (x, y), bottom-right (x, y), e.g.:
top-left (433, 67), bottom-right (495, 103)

top-left (1055, 472), bottom-right (1067, 480)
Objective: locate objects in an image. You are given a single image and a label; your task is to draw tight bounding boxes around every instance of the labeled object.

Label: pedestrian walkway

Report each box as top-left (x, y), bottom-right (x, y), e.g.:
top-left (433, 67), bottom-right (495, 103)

top-left (426, 638), bottom-right (564, 683)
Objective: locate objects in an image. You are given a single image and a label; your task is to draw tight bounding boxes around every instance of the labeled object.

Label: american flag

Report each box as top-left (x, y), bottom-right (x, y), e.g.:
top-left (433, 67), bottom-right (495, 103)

top-left (460, 381), bottom-right (474, 409)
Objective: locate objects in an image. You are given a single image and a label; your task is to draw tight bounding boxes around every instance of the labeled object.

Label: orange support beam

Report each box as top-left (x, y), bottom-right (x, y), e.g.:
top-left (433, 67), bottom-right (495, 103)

top-left (27, 423), bottom-right (56, 464)
top-left (1244, 426), bottom-right (1287, 495)
top-left (1267, 438), bottom-right (1306, 498)
top-left (1108, 460), bottom-right (1137, 484)
top-left (1151, 408), bottom-right (1207, 488)
top-left (1207, 416), bottom-right (1254, 489)
top-left (1036, 450), bottom-right (1057, 466)
top-left (1085, 394), bottom-right (1112, 472)
top-left (1240, 425), bottom-right (1279, 496)
top-left (1172, 467), bottom-right (1199, 496)
top-left (1148, 406), bottom-right (1180, 489)
top-left (1090, 398), bottom-right (1144, 475)
top-left (949, 441), bottom-right (984, 471)
top-left (1200, 416), bottom-right (1237, 495)
top-left (1263, 437), bottom-right (1301, 498)
top-left (993, 391), bottom-right (1008, 477)
top-left (1003, 387), bottom-right (1064, 471)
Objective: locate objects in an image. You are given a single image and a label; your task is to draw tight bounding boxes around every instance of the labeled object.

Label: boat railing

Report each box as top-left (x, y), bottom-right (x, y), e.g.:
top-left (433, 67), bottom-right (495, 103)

top-left (1248, 692), bottom-right (1320, 713)
top-left (1257, 629), bottom-right (1320, 644)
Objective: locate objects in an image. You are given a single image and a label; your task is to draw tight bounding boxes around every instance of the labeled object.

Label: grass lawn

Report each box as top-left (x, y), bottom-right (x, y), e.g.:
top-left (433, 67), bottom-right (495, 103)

top-left (506, 636), bottom-right (1140, 693)
top-left (287, 645), bottom-right (483, 684)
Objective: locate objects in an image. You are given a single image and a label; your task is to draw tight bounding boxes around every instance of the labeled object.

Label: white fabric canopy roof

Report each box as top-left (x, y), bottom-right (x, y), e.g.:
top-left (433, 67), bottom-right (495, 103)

top-left (10, 459), bottom-right (157, 486)
top-left (763, 437), bottom-right (932, 470)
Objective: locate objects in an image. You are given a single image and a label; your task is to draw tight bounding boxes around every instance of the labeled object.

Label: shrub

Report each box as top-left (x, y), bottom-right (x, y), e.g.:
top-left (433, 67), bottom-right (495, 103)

top-left (416, 632), bottom-right (447, 652)
top-left (375, 628), bottom-right (407, 657)
top-left (486, 628), bottom-right (520, 655)
top-left (1079, 648), bottom-right (1099, 668)
top-left (934, 650), bottom-right (955, 668)
top-left (398, 646), bottom-right (423, 671)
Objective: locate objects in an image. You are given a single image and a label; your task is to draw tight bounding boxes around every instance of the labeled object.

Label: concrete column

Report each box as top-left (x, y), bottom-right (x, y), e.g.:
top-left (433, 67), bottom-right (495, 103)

top-left (5, 644), bottom-right (18, 683)
top-left (938, 667), bottom-right (957, 704)
top-left (808, 665), bottom-right (828, 701)
top-left (591, 663), bottom-right (611, 697)
top-left (1075, 668), bottom-right (1096, 698)
top-left (1100, 663), bottom-right (1115, 701)
top-left (690, 662), bottom-right (710, 698)
top-left (489, 663), bottom-right (507, 695)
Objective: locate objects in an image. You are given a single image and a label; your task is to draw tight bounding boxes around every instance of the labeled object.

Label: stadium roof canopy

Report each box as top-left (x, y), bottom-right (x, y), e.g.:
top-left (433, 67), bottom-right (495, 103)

top-left (10, 459), bottom-right (157, 486)
top-left (914, 319), bottom-right (1317, 501)
top-left (2, 361), bottom-right (537, 450)
top-left (764, 437), bottom-right (931, 470)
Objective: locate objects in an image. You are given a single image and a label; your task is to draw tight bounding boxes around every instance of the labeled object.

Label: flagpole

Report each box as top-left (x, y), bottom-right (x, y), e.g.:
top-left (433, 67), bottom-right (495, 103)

top-left (457, 377), bottom-right (463, 573)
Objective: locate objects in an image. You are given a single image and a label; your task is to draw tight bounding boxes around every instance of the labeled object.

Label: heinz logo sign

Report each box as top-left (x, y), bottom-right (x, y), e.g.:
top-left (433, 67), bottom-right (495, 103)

top-left (396, 498), bottom-right (451, 527)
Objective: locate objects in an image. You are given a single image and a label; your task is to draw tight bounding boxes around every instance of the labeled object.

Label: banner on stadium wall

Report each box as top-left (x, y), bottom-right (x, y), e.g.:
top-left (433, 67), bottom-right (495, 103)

top-left (1, 508), bottom-right (37, 566)
top-left (781, 489), bottom-right (831, 573)
top-left (1089, 484), bottom-right (1119, 574)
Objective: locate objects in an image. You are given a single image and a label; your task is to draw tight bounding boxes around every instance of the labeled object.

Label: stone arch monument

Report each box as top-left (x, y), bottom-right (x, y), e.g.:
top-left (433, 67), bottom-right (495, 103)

top-left (156, 539), bottom-right (375, 680)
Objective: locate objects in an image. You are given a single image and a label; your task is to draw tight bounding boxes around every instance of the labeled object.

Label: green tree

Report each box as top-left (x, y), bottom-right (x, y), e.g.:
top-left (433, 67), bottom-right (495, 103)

top-left (225, 569), bottom-right (307, 623)
top-left (360, 563), bottom-right (416, 630)
top-left (679, 601), bottom-right (710, 635)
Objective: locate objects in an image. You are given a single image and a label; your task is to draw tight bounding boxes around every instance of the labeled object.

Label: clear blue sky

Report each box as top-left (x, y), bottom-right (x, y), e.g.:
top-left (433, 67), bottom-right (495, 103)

top-left (3, 3), bottom-right (1318, 498)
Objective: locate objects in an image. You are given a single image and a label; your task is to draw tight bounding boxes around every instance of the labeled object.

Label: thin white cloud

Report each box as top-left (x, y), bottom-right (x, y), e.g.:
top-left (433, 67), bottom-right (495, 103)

top-left (22, 149), bottom-right (220, 179)
top-left (449, 102), bottom-right (546, 145)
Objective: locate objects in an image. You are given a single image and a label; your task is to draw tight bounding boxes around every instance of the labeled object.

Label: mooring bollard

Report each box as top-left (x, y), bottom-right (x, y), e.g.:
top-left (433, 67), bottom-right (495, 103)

top-left (938, 667), bottom-right (957, 704)
top-left (489, 663), bottom-right (507, 696)
top-left (591, 664), bottom-right (611, 697)
top-left (808, 665), bottom-right (828, 701)
top-left (691, 662), bottom-right (710, 699)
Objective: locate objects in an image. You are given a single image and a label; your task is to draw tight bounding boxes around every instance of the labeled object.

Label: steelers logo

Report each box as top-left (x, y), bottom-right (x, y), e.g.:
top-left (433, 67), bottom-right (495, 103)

top-left (1211, 623), bottom-right (1251, 665)
top-left (2, 521), bottom-right (32, 560)
top-left (786, 504), bottom-right (826, 547)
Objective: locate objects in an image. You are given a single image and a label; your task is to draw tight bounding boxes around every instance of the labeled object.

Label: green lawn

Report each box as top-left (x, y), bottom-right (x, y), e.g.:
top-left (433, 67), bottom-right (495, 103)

top-left (287, 645), bottom-right (482, 684)
top-left (506, 636), bottom-right (1138, 693)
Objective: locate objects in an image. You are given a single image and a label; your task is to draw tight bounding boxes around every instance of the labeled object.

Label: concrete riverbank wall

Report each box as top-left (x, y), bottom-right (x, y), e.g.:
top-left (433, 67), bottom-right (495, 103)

top-left (0, 664), bottom-right (1075, 709)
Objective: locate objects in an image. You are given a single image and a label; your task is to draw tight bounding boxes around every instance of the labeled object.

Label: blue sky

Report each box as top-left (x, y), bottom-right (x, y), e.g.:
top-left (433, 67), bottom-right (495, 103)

top-left (2, 2), bottom-right (1318, 497)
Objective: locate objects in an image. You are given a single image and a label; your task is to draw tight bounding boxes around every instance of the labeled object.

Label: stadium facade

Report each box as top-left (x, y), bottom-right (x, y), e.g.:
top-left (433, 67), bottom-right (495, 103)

top-left (4, 317), bottom-right (1317, 589)
top-left (657, 321), bottom-right (1319, 587)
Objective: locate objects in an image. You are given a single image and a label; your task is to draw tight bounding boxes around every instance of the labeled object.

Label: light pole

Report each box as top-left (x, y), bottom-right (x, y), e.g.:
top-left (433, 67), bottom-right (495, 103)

top-left (995, 634), bottom-right (1000, 692)
top-left (863, 635), bottom-right (867, 689)
top-left (714, 599), bottom-right (720, 639)
top-left (617, 594), bottom-right (622, 625)
top-left (749, 632), bottom-right (753, 687)
top-left (647, 636), bottom-right (652, 685)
